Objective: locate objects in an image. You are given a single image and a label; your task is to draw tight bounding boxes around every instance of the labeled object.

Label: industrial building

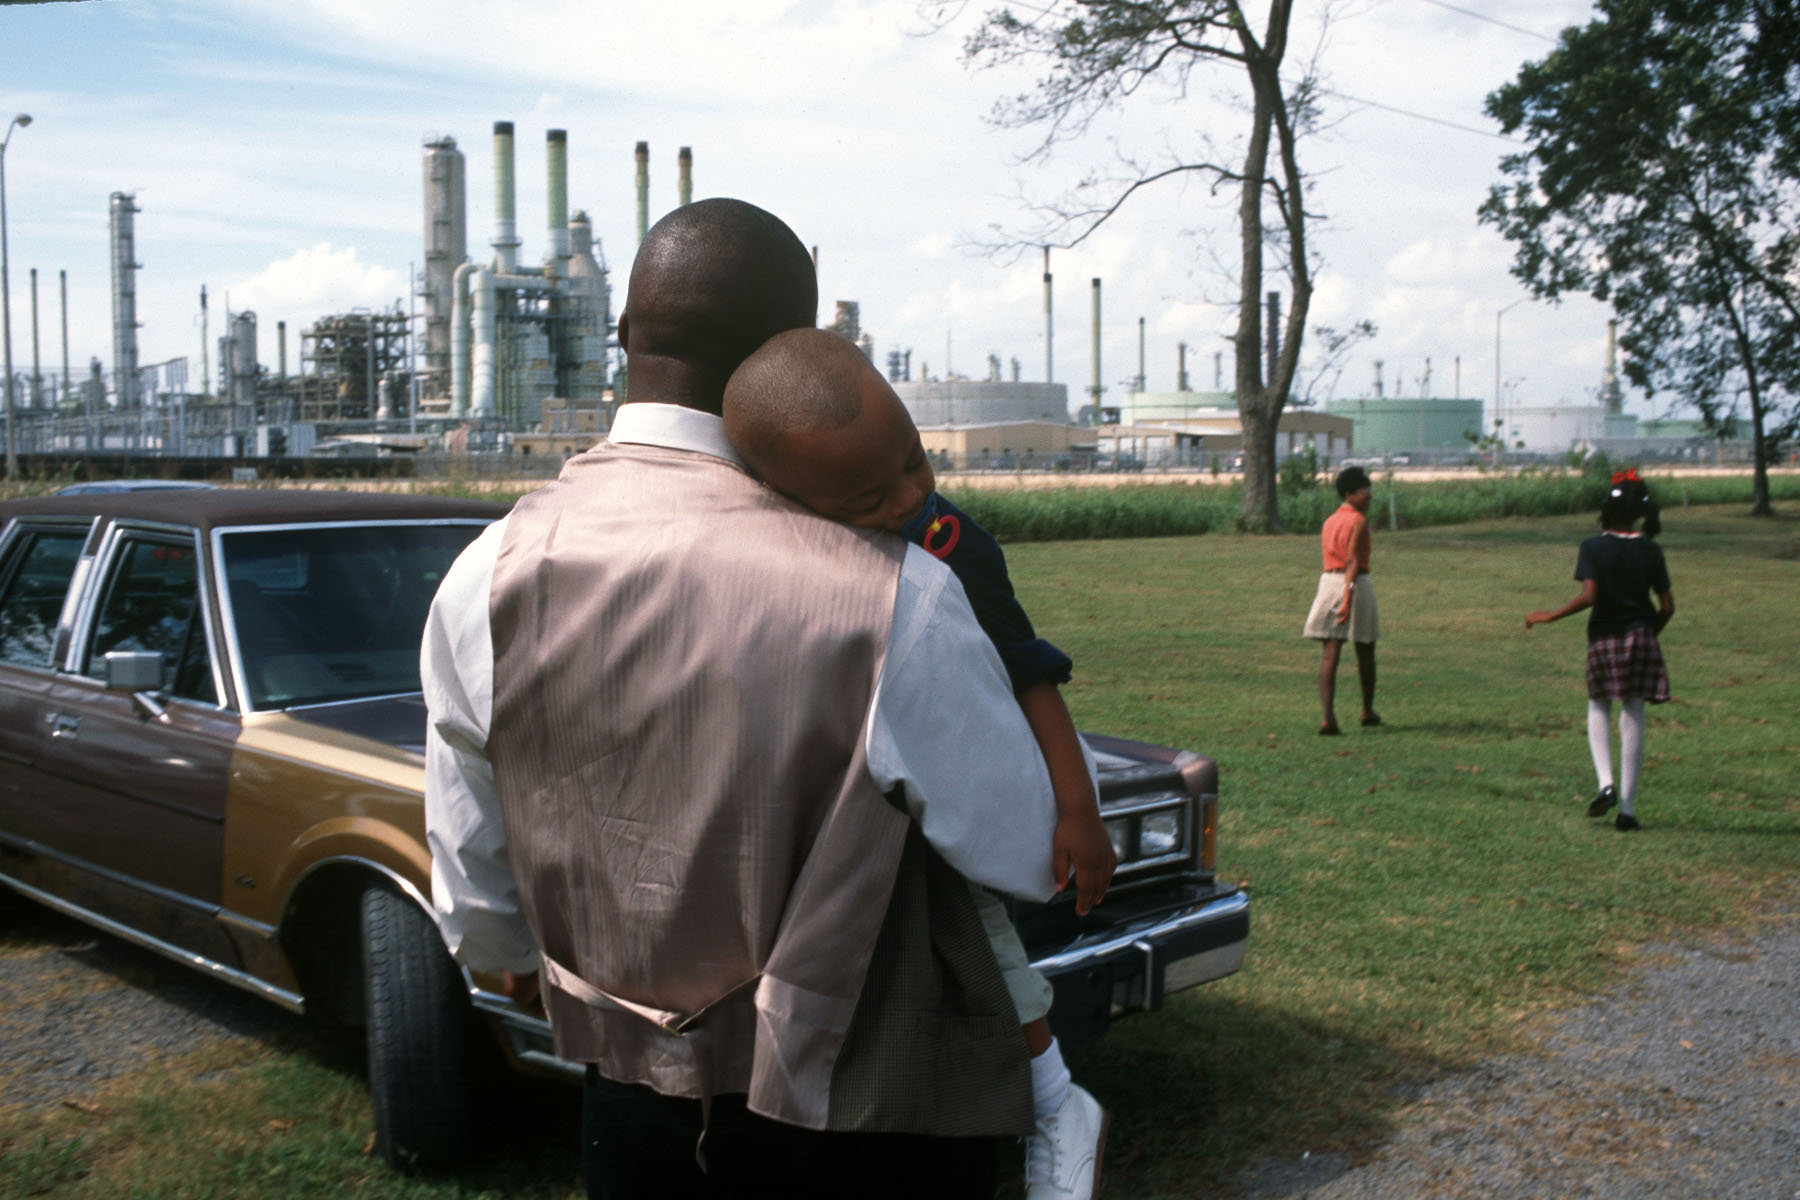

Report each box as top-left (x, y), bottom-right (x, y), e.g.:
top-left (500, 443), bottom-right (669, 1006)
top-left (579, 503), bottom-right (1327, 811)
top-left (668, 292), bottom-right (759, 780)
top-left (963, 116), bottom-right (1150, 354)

top-left (4, 121), bottom-right (635, 472)
top-left (1324, 396), bottom-right (1483, 458)
top-left (6, 124), bottom-right (1756, 478)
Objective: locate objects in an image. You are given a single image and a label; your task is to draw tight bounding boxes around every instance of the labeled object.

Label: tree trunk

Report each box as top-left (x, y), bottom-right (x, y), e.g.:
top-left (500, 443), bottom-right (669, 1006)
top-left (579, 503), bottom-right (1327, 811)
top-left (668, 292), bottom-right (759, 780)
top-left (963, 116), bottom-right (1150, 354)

top-left (1749, 404), bottom-right (1771, 515)
top-left (1234, 15), bottom-right (1278, 532)
top-left (1240, 404), bottom-right (1280, 529)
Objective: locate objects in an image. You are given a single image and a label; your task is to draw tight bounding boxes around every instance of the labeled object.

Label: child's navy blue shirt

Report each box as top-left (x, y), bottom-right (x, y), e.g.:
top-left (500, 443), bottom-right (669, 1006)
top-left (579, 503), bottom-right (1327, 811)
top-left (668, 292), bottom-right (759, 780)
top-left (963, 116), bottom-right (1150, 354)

top-left (898, 493), bottom-right (1072, 694)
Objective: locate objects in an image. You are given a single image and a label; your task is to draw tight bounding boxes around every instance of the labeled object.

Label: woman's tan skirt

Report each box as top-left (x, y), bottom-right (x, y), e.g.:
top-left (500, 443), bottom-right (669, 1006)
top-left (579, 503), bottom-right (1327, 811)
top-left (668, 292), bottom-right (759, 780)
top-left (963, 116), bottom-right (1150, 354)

top-left (1303, 571), bottom-right (1379, 643)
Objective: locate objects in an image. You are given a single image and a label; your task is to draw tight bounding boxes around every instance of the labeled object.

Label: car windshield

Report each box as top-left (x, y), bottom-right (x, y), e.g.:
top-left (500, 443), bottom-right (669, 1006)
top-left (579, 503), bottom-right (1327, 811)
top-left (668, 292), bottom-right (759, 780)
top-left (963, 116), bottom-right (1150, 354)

top-left (218, 521), bottom-right (487, 710)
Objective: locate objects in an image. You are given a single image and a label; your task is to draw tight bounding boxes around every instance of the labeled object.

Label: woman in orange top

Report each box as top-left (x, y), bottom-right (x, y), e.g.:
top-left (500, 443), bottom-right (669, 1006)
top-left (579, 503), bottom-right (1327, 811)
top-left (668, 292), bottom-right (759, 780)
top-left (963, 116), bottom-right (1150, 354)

top-left (1302, 466), bottom-right (1379, 735)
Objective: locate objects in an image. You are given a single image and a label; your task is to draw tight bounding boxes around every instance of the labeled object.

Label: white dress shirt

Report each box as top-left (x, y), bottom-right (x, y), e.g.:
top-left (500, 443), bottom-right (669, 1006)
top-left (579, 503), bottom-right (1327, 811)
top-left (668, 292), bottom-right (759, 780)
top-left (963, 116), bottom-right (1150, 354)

top-left (423, 402), bottom-right (1070, 976)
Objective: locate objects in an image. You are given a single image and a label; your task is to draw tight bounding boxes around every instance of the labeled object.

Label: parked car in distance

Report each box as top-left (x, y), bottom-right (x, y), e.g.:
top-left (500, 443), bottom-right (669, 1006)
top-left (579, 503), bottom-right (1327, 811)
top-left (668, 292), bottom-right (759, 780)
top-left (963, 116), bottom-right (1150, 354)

top-left (0, 486), bottom-right (1248, 1173)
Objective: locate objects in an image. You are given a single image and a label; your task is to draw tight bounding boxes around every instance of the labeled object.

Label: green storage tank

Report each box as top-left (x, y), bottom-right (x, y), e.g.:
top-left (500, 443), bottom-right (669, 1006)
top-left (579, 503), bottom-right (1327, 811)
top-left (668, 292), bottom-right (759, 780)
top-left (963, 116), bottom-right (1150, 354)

top-left (1324, 396), bottom-right (1483, 454)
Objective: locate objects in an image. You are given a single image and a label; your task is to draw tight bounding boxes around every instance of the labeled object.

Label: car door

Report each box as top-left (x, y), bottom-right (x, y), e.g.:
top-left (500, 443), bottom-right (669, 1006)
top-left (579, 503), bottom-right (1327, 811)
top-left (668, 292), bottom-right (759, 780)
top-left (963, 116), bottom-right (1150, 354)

top-left (0, 520), bottom-right (93, 816)
top-left (30, 524), bottom-right (239, 930)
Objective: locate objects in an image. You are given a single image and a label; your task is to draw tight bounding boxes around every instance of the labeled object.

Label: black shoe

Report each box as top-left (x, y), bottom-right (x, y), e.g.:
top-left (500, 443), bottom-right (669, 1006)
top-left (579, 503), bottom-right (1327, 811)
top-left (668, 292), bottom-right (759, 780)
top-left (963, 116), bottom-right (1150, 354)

top-left (1615, 812), bottom-right (1641, 832)
top-left (1361, 712), bottom-right (1382, 728)
top-left (1586, 786), bottom-right (1618, 818)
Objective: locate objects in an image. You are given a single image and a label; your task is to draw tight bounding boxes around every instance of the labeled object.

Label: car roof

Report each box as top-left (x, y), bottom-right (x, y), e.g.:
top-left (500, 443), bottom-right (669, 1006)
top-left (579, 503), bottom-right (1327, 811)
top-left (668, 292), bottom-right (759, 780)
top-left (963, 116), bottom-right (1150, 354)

top-left (0, 487), bottom-right (512, 532)
top-left (54, 479), bottom-right (220, 495)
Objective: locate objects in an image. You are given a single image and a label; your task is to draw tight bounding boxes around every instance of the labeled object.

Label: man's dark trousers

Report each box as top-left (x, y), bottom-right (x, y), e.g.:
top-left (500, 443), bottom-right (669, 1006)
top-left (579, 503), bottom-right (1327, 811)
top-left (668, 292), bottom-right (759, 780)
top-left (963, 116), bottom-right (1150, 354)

top-left (583, 1069), bottom-right (1003, 1199)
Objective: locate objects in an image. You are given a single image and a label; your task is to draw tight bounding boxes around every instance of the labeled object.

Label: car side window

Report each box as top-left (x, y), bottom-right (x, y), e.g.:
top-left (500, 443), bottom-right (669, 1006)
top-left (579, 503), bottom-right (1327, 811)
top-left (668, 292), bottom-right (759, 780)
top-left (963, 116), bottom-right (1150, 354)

top-left (85, 536), bottom-right (216, 704)
top-left (0, 529), bottom-right (86, 668)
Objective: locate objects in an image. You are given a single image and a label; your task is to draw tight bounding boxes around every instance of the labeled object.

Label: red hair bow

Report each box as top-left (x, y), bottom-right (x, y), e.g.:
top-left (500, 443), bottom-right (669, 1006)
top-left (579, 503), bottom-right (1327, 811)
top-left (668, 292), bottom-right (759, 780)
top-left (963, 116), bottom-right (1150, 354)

top-left (1610, 468), bottom-right (1640, 485)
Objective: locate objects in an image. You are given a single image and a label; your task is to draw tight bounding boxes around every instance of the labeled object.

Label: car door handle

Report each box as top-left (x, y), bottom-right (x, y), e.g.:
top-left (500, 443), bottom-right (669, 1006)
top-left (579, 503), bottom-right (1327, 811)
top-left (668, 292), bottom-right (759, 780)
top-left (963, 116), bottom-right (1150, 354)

top-left (48, 713), bottom-right (81, 740)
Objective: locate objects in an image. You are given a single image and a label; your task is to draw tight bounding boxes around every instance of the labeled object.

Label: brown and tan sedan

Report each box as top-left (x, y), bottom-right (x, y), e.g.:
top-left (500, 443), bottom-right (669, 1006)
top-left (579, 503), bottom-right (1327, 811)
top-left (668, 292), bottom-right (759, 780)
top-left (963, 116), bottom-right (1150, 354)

top-left (0, 485), bottom-right (1248, 1173)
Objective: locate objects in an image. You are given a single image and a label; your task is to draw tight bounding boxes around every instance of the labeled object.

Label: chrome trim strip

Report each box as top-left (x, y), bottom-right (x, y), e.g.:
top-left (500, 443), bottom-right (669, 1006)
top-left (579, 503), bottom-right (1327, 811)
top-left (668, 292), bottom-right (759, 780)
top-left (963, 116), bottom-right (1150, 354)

top-left (1029, 889), bottom-right (1249, 974)
top-left (1099, 789), bottom-right (1189, 817)
top-left (0, 832), bottom-right (216, 915)
top-left (287, 855), bottom-right (429, 914)
top-left (0, 872), bottom-right (307, 1014)
top-left (215, 907), bottom-right (278, 940)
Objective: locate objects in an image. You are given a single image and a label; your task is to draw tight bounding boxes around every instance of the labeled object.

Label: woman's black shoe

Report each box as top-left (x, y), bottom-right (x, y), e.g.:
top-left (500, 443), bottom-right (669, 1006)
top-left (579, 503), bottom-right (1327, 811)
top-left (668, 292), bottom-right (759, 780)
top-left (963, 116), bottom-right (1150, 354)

top-left (1586, 786), bottom-right (1618, 818)
top-left (1615, 812), bottom-right (1641, 832)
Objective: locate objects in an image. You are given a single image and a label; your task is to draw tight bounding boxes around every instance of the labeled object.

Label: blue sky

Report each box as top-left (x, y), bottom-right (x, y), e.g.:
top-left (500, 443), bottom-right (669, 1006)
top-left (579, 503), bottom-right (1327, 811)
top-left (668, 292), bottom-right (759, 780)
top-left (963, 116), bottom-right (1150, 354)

top-left (2, 0), bottom-right (1642, 418)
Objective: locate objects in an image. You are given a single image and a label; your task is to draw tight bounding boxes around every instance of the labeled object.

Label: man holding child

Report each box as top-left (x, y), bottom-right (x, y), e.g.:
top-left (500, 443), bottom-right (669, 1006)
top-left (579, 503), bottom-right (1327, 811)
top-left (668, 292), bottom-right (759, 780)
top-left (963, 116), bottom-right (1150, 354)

top-left (424, 198), bottom-right (1107, 1199)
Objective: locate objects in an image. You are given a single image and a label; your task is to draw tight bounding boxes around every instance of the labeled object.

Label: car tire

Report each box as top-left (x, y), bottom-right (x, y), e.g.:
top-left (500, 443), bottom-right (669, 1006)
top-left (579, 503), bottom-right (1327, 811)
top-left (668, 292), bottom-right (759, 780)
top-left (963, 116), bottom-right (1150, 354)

top-left (361, 883), bottom-right (478, 1172)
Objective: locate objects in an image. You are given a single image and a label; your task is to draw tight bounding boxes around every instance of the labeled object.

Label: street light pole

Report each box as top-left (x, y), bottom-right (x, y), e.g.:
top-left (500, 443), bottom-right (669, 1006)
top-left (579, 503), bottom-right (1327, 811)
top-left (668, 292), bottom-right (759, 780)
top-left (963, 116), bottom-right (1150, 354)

top-left (1494, 299), bottom-right (1526, 470)
top-left (1, 113), bottom-right (32, 479)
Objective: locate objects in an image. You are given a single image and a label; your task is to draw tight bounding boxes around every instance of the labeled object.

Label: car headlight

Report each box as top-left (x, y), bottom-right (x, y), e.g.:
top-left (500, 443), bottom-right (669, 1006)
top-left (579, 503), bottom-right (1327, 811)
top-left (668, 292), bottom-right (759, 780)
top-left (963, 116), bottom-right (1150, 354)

top-left (1108, 821), bottom-right (1131, 862)
top-left (1139, 811), bottom-right (1182, 858)
top-left (1101, 794), bottom-right (1192, 874)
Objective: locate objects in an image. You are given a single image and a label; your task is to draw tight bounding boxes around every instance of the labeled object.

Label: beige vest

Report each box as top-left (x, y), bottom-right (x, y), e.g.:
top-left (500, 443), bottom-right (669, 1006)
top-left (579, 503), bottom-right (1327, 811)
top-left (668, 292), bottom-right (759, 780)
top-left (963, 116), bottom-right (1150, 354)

top-left (488, 438), bottom-right (1032, 1136)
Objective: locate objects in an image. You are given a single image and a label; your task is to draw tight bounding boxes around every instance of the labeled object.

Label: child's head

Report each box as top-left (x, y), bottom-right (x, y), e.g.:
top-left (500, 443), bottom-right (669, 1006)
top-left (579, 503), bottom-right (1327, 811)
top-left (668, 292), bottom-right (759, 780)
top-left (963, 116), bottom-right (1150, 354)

top-left (723, 327), bottom-right (935, 532)
top-left (1334, 465), bottom-right (1372, 504)
top-left (1600, 468), bottom-right (1660, 537)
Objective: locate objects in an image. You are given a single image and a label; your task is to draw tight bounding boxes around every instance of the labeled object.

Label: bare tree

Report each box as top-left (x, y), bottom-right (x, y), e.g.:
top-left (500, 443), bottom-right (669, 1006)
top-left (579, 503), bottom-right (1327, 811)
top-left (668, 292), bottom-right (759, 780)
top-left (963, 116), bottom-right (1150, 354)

top-left (955, 0), bottom-right (1323, 530)
top-left (1295, 318), bottom-right (1376, 409)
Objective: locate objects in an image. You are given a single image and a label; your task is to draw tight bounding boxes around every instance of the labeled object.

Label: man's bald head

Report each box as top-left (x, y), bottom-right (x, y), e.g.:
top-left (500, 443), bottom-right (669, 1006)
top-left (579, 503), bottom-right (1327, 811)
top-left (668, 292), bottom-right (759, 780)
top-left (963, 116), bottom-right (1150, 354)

top-left (620, 199), bottom-right (818, 411)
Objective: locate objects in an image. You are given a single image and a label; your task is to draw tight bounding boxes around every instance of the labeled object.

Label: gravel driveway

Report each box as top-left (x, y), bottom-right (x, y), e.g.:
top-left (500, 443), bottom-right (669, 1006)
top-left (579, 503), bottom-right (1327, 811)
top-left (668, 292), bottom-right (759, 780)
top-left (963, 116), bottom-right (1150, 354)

top-left (4, 893), bottom-right (1796, 1197)
top-left (1237, 912), bottom-right (1800, 1199)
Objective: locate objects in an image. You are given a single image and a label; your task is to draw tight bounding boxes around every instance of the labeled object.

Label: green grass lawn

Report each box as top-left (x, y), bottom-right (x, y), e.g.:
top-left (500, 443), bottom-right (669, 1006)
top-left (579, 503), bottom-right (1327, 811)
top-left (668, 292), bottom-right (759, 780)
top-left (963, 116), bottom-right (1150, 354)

top-left (2, 505), bottom-right (1794, 1198)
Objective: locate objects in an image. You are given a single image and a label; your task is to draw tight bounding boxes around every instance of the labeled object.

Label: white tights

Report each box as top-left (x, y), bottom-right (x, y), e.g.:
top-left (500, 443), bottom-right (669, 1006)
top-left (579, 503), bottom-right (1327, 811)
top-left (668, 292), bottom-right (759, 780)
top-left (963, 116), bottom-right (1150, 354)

top-left (1587, 698), bottom-right (1646, 815)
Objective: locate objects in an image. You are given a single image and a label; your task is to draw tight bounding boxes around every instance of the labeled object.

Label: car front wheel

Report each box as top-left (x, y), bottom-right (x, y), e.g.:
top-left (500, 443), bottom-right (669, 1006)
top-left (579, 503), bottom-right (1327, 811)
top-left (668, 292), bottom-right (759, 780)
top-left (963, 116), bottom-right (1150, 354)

top-left (361, 883), bottom-right (478, 1172)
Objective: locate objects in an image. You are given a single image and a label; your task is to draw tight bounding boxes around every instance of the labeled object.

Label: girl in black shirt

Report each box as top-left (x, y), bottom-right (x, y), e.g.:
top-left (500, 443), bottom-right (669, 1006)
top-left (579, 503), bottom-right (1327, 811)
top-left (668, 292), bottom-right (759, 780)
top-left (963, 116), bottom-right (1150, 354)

top-left (1526, 471), bottom-right (1675, 830)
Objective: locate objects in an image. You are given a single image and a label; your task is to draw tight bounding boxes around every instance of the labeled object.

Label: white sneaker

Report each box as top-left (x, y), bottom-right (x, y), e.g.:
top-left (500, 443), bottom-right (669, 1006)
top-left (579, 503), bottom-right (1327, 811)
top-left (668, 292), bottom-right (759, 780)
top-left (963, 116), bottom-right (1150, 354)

top-left (1024, 1083), bottom-right (1108, 1200)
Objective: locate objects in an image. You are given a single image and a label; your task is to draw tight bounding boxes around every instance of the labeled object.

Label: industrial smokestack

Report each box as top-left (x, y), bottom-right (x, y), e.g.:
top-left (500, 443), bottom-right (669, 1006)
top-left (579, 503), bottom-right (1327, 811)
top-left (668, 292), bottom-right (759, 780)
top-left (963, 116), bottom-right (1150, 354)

top-left (492, 121), bottom-right (519, 273)
top-left (1089, 277), bottom-right (1102, 406)
top-left (422, 134), bottom-right (466, 393)
top-left (1043, 246), bottom-right (1053, 384)
top-left (546, 129), bottom-right (569, 275)
top-left (29, 268), bottom-right (40, 409)
top-left (1178, 342), bottom-right (1190, 393)
top-left (109, 192), bottom-right (140, 409)
top-left (635, 141), bottom-right (650, 246)
top-left (277, 320), bottom-right (287, 381)
top-left (1135, 315), bottom-right (1145, 394)
top-left (678, 146), bottom-right (692, 207)
top-left (1603, 319), bottom-right (1622, 414)
top-left (59, 270), bottom-right (69, 407)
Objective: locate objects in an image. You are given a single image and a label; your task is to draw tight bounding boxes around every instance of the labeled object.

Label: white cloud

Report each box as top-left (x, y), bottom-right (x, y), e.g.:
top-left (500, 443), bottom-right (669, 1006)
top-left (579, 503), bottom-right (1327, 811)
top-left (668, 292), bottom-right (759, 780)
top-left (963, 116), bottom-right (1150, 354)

top-left (230, 243), bottom-right (406, 316)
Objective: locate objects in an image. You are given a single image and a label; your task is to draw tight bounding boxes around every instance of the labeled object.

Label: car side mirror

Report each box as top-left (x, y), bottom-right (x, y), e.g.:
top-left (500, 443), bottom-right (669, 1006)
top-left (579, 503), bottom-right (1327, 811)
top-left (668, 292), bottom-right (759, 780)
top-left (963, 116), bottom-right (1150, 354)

top-left (104, 650), bottom-right (165, 693)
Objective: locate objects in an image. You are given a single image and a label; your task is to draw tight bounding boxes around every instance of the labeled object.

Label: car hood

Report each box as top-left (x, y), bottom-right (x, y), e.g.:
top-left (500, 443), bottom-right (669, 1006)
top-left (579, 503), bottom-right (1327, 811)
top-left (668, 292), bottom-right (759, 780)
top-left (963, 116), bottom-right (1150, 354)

top-left (282, 694), bottom-right (431, 758)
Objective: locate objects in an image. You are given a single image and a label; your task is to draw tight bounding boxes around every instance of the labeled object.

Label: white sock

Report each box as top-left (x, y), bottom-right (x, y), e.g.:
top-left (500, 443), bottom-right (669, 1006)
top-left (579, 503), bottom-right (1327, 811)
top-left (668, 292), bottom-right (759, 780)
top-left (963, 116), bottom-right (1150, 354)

top-left (1618, 698), bottom-right (1645, 816)
top-left (1587, 700), bottom-right (1615, 792)
top-left (1028, 1036), bottom-right (1072, 1122)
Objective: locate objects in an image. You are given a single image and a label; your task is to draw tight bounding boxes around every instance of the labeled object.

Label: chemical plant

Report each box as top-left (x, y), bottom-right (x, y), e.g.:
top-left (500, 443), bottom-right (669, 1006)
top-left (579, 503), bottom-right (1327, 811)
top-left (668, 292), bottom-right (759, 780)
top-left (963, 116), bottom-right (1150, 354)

top-left (3, 121), bottom-right (641, 475)
top-left (0, 119), bottom-right (1744, 478)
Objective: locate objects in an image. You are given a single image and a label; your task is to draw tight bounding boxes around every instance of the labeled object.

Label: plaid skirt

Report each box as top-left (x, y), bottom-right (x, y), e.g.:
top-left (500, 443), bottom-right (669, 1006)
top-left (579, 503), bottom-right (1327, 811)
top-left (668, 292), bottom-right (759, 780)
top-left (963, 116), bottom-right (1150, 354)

top-left (1586, 627), bottom-right (1671, 703)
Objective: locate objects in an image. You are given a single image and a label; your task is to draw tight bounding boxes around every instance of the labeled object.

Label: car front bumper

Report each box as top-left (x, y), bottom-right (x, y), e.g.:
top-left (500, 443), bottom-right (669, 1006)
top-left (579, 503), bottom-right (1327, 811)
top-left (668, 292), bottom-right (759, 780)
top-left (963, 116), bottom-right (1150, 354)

top-left (1031, 887), bottom-right (1250, 1049)
top-left (480, 885), bottom-right (1250, 1073)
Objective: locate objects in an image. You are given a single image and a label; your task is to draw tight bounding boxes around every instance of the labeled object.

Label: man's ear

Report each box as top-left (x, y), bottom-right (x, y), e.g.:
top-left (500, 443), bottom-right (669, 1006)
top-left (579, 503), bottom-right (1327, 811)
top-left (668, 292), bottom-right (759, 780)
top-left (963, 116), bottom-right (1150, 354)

top-left (616, 311), bottom-right (630, 352)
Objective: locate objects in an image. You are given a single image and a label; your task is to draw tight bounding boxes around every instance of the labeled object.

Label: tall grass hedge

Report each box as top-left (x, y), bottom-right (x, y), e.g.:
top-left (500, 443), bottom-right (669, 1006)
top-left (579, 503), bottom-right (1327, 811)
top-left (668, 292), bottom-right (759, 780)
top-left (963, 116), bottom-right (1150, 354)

top-left (948, 467), bottom-right (1800, 543)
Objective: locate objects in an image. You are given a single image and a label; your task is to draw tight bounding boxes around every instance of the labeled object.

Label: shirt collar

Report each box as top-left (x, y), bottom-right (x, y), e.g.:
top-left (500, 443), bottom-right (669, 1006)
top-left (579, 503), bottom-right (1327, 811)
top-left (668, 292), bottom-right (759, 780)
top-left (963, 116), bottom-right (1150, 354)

top-left (608, 402), bottom-right (744, 467)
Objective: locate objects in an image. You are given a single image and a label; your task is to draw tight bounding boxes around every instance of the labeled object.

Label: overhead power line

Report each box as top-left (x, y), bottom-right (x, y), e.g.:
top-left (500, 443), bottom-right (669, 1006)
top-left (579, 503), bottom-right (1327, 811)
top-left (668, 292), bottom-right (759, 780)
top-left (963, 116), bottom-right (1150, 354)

top-left (1418, 0), bottom-right (1562, 44)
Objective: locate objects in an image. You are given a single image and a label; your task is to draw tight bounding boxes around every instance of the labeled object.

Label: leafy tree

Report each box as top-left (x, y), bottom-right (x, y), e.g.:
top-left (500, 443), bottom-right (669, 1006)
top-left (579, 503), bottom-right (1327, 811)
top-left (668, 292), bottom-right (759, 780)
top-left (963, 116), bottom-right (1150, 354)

top-left (1480, 0), bottom-right (1800, 515)
top-left (955, 0), bottom-right (1323, 531)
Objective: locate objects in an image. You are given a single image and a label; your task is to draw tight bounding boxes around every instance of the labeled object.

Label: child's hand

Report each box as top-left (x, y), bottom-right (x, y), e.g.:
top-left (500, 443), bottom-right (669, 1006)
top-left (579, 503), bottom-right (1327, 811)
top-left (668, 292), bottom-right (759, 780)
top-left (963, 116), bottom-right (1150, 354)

top-left (1053, 804), bottom-right (1117, 916)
